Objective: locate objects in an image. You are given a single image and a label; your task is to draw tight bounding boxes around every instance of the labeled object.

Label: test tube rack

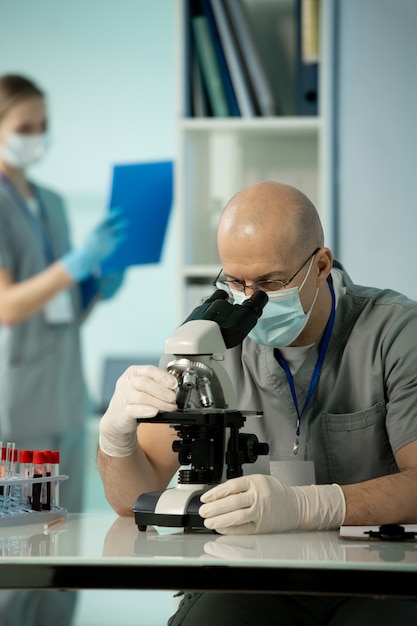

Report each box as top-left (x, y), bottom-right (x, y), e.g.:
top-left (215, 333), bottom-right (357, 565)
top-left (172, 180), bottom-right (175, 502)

top-left (0, 474), bottom-right (68, 527)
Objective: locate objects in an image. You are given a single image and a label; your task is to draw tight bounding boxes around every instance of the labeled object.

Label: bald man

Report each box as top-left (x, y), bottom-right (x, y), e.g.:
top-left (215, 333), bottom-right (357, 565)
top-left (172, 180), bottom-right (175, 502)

top-left (98, 182), bottom-right (417, 625)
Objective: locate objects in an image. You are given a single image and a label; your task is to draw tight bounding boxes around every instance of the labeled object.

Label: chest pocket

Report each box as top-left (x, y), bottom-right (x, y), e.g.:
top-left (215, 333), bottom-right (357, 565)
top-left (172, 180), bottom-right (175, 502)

top-left (318, 402), bottom-right (398, 484)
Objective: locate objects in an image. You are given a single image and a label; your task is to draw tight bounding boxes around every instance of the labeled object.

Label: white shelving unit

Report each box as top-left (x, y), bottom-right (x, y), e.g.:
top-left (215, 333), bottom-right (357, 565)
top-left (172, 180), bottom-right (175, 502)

top-left (174, 0), bottom-right (335, 321)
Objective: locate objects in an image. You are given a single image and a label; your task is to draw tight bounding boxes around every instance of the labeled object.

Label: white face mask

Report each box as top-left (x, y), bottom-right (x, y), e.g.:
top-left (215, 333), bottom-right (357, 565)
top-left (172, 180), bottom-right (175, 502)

top-left (232, 256), bottom-right (318, 348)
top-left (1, 132), bottom-right (49, 168)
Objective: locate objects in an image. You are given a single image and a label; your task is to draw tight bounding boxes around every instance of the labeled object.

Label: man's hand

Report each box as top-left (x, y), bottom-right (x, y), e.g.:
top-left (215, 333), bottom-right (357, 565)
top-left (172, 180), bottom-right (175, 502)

top-left (199, 474), bottom-right (346, 535)
top-left (99, 365), bottom-right (178, 457)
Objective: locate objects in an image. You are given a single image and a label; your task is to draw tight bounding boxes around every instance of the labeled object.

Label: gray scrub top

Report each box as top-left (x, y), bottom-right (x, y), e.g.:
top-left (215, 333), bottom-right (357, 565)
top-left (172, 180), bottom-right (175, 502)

top-left (0, 179), bottom-right (88, 439)
top-left (222, 261), bottom-right (417, 486)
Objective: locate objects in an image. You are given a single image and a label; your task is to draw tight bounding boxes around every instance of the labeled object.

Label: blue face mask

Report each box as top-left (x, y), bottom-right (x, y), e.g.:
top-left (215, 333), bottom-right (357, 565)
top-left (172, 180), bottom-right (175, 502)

top-left (231, 257), bottom-right (318, 348)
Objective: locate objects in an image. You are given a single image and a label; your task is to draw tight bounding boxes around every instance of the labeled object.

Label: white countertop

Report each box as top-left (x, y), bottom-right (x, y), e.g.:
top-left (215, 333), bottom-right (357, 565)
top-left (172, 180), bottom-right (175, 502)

top-left (0, 512), bottom-right (416, 596)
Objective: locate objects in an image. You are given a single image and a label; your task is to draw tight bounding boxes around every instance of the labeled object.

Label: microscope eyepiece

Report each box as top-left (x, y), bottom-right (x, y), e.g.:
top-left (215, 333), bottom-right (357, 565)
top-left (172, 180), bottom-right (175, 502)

top-left (182, 289), bottom-right (229, 324)
top-left (179, 286), bottom-right (268, 350)
top-left (242, 290), bottom-right (268, 317)
top-left (207, 289), bottom-right (229, 302)
top-left (215, 288), bottom-right (268, 348)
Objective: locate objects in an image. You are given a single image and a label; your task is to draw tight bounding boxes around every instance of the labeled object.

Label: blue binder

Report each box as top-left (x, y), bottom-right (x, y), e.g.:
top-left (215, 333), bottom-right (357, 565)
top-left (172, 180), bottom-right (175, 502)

top-left (199, 0), bottom-right (240, 116)
top-left (100, 160), bottom-right (173, 274)
top-left (295, 0), bottom-right (319, 116)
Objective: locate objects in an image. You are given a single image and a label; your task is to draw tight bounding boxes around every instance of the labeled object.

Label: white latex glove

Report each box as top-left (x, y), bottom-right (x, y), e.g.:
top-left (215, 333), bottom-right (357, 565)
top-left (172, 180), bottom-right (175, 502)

top-left (199, 474), bottom-right (346, 535)
top-left (203, 531), bottom-right (345, 561)
top-left (99, 365), bottom-right (178, 457)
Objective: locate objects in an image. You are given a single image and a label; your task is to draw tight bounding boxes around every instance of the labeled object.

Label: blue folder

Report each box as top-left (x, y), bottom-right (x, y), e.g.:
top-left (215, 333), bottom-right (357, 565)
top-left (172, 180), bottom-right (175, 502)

top-left (100, 160), bottom-right (173, 274)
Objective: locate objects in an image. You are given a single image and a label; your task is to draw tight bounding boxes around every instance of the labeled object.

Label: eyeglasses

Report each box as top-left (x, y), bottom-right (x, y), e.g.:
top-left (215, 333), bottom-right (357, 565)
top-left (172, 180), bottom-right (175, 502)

top-left (213, 248), bottom-right (320, 295)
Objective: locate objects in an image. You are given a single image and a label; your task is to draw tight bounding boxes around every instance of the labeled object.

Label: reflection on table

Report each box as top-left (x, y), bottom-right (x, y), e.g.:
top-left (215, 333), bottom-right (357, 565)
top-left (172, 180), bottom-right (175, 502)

top-left (0, 513), bottom-right (416, 595)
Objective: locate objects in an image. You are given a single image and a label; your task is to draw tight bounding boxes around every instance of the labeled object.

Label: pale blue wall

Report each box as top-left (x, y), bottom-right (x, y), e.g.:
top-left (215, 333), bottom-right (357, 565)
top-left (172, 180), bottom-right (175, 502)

top-left (335, 0), bottom-right (417, 298)
top-left (1, 4), bottom-right (178, 624)
top-left (3, 0), bottom-right (417, 417)
top-left (5, 0), bottom-right (416, 405)
top-left (0, 0), bottom-right (177, 405)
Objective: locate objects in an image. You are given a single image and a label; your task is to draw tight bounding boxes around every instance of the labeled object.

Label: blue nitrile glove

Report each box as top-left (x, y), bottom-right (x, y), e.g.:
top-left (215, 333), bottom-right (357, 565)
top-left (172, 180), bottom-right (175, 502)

top-left (98, 271), bottom-right (125, 301)
top-left (61, 208), bottom-right (129, 281)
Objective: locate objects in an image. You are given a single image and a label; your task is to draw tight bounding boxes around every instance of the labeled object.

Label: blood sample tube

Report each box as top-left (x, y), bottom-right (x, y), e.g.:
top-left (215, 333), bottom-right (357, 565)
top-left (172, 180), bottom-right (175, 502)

top-left (32, 450), bottom-right (45, 511)
top-left (0, 446), bottom-right (5, 497)
top-left (19, 450), bottom-right (34, 506)
top-left (41, 450), bottom-right (52, 511)
top-left (50, 450), bottom-right (60, 508)
top-left (3, 442), bottom-right (17, 508)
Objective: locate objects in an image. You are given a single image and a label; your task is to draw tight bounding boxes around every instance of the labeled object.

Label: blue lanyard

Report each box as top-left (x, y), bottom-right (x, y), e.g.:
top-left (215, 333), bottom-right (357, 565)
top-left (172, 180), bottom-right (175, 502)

top-left (274, 281), bottom-right (336, 455)
top-left (0, 172), bottom-right (55, 264)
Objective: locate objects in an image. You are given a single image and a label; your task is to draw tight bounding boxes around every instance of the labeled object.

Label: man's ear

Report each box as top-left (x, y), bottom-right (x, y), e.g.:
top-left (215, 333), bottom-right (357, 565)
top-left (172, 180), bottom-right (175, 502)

top-left (316, 248), bottom-right (333, 285)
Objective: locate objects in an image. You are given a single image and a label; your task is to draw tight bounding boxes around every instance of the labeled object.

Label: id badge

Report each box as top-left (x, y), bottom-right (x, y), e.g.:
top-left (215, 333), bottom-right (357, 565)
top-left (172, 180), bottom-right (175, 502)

top-left (44, 290), bottom-right (74, 324)
top-left (270, 460), bottom-right (316, 486)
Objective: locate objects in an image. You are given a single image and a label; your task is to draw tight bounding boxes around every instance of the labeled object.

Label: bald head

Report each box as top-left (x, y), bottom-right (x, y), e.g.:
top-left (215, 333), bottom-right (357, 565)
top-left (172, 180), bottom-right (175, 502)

top-left (217, 182), bottom-right (324, 266)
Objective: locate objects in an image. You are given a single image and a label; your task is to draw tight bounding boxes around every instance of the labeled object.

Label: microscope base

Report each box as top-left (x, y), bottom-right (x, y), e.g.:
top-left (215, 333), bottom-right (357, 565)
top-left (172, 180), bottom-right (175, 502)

top-left (134, 485), bottom-right (209, 532)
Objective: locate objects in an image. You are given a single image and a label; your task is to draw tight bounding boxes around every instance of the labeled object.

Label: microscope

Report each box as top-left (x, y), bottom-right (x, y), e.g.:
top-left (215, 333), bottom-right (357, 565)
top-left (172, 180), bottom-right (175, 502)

top-left (134, 289), bottom-right (270, 532)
